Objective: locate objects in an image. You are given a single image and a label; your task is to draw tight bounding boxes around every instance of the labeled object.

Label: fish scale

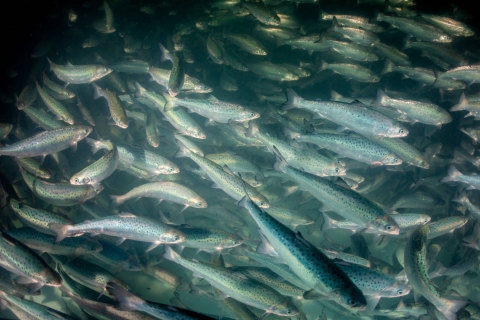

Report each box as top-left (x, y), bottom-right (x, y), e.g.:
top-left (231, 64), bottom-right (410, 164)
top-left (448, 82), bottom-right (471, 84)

top-left (47, 58), bottom-right (112, 84)
top-left (179, 227), bottom-right (243, 252)
top-left (35, 81), bottom-right (75, 125)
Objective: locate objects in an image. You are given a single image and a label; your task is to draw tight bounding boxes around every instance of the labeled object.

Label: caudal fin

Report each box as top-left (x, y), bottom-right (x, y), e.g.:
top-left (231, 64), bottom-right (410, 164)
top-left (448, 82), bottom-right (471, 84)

top-left (159, 43), bottom-right (173, 62)
top-left (272, 146), bottom-right (289, 173)
top-left (91, 83), bottom-right (102, 100)
top-left (440, 165), bottom-right (463, 183)
top-left (452, 191), bottom-right (468, 204)
top-left (174, 139), bottom-right (192, 158)
top-left (450, 92), bottom-right (468, 112)
top-left (321, 212), bottom-right (337, 231)
top-left (281, 89), bottom-right (302, 111)
top-left (46, 57), bottom-right (54, 72)
top-left (106, 282), bottom-right (144, 311)
top-left (163, 245), bottom-right (180, 262)
top-left (437, 298), bottom-right (469, 320)
top-left (134, 81), bottom-right (146, 98)
top-left (85, 138), bottom-right (104, 154)
top-left (48, 223), bottom-right (70, 243)
top-left (372, 89), bottom-right (388, 108)
top-left (381, 59), bottom-right (394, 75)
top-left (109, 195), bottom-right (124, 208)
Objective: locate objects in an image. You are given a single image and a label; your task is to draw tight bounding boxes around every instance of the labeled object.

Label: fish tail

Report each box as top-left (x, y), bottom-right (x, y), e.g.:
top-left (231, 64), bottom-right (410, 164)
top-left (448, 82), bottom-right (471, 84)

top-left (159, 43), bottom-right (173, 62)
top-left (91, 83), bottom-right (101, 100)
top-left (134, 81), bottom-right (145, 98)
top-left (372, 89), bottom-right (388, 108)
top-left (174, 138), bottom-right (191, 158)
top-left (109, 195), bottom-right (123, 208)
top-left (321, 212), bottom-right (336, 231)
top-left (85, 138), bottom-right (103, 154)
top-left (48, 223), bottom-right (70, 243)
top-left (46, 57), bottom-right (53, 71)
top-left (282, 88), bottom-right (302, 111)
top-left (381, 59), bottom-right (394, 75)
top-left (163, 245), bottom-right (180, 262)
top-left (440, 165), bottom-right (463, 183)
top-left (428, 262), bottom-right (446, 279)
top-left (319, 59), bottom-right (328, 71)
top-left (450, 92), bottom-right (468, 111)
top-left (245, 121), bottom-right (259, 138)
top-left (451, 191), bottom-right (467, 204)
top-left (437, 298), bottom-right (469, 320)
top-left (373, 9), bottom-right (385, 22)
top-left (272, 145), bottom-right (288, 173)
top-left (106, 282), bottom-right (143, 311)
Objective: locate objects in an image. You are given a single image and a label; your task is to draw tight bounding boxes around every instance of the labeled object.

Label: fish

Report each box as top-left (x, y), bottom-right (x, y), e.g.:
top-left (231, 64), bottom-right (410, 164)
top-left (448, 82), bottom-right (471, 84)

top-left (404, 225), bottom-right (467, 320)
top-left (35, 81), bottom-right (75, 125)
top-left (92, 83), bottom-right (128, 128)
top-left (159, 43), bottom-right (185, 97)
top-left (48, 212), bottom-right (185, 251)
top-left (15, 83), bottom-right (37, 110)
top-left (47, 58), bottom-right (112, 84)
top-left (109, 182), bottom-right (207, 211)
top-left (163, 246), bottom-right (300, 316)
top-left (0, 125), bottom-right (91, 158)
top-left (441, 165), bottom-right (480, 190)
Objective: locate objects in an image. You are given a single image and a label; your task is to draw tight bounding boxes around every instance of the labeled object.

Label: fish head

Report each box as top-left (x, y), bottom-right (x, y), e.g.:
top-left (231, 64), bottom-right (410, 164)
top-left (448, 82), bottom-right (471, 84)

top-left (283, 73), bottom-right (300, 81)
top-left (270, 300), bottom-right (300, 317)
top-left (241, 110), bottom-right (261, 122)
top-left (96, 65), bottom-right (113, 78)
top-left (221, 234), bottom-right (244, 249)
top-left (35, 168), bottom-right (51, 179)
top-left (75, 238), bottom-right (103, 255)
top-left (188, 196), bottom-right (208, 209)
top-left (160, 163), bottom-right (180, 174)
top-left (322, 163), bottom-right (346, 176)
top-left (333, 287), bottom-right (367, 311)
top-left (160, 228), bottom-right (186, 244)
top-left (381, 281), bottom-right (411, 297)
top-left (415, 157), bottom-right (430, 169)
top-left (41, 269), bottom-right (62, 288)
top-left (74, 126), bottom-right (93, 142)
top-left (385, 125), bottom-right (408, 138)
top-left (70, 174), bottom-right (90, 185)
top-left (194, 84), bottom-right (213, 93)
top-left (252, 196), bottom-right (270, 209)
top-left (253, 48), bottom-right (268, 56)
top-left (381, 154), bottom-right (402, 166)
top-left (438, 34), bottom-right (453, 43)
top-left (122, 256), bottom-right (142, 271)
top-left (187, 128), bottom-right (207, 139)
top-left (372, 215), bottom-right (401, 235)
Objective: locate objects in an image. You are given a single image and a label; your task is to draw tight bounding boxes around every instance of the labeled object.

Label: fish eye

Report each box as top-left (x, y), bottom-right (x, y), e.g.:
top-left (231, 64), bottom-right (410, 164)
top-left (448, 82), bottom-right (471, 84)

top-left (197, 202), bottom-right (203, 206)
top-left (335, 168), bottom-right (339, 173)
top-left (394, 158), bottom-right (398, 162)
top-left (259, 201), bottom-right (265, 206)
top-left (385, 225), bottom-right (392, 230)
top-left (399, 129), bottom-right (404, 134)
top-left (249, 112), bottom-right (255, 117)
top-left (398, 290), bottom-right (403, 295)
top-left (348, 299), bottom-right (356, 306)
top-left (74, 178), bottom-right (79, 183)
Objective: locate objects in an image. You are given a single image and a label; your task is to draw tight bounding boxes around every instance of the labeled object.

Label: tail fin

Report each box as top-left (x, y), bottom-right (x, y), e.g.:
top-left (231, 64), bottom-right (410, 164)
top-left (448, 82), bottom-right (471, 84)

top-left (134, 81), bottom-right (146, 98)
top-left (245, 121), bottom-right (259, 138)
top-left (109, 195), bottom-right (123, 208)
top-left (162, 246), bottom-right (180, 262)
top-left (46, 57), bottom-right (54, 72)
top-left (272, 146), bottom-right (289, 173)
top-left (440, 165), bottom-right (463, 183)
top-left (451, 191), bottom-right (468, 204)
top-left (428, 262), bottom-right (446, 279)
top-left (372, 89), bottom-right (388, 108)
top-left (462, 222), bottom-right (480, 248)
top-left (281, 88), bottom-right (302, 111)
top-left (437, 298), bottom-right (469, 320)
top-left (106, 282), bottom-right (143, 311)
top-left (381, 59), bottom-right (395, 75)
top-left (85, 138), bottom-right (104, 154)
top-left (450, 92), bottom-right (468, 112)
top-left (48, 223), bottom-right (70, 243)
top-left (91, 83), bottom-right (102, 100)
top-left (319, 59), bottom-right (328, 71)
top-left (174, 139), bottom-right (191, 158)
top-left (159, 43), bottom-right (173, 62)
top-left (321, 212), bottom-right (337, 231)
top-left (373, 9), bottom-right (385, 22)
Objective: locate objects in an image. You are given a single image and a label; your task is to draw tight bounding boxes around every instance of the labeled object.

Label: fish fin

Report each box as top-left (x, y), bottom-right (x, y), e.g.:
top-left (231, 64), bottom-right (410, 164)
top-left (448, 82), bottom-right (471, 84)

top-left (272, 145), bottom-right (289, 173)
top-left (365, 295), bottom-right (381, 314)
top-left (109, 195), bottom-right (123, 208)
top-left (66, 60), bottom-right (74, 67)
top-left (372, 89), bottom-right (388, 108)
top-left (381, 59), bottom-right (394, 75)
top-left (106, 282), bottom-right (143, 311)
top-left (91, 83), bottom-right (101, 100)
top-left (204, 118), bottom-right (215, 127)
top-left (303, 289), bottom-right (328, 300)
top-left (281, 88), bottom-right (302, 111)
top-left (174, 138), bottom-right (191, 158)
top-left (145, 242), bottom-right (160, 252)
top-left (429, 262), bottom-right (446, 279)
top-left (159, 43), bottom-right (173, 62)
top-left (440, 165), bottom-right (462, 183)
top-left (70, 143), bottom-right (78, 153)
top-left (450, 92), bottom-right (468, 112)
top-left (48, 223), bottom-right (70, 243)
top-left (438, 298), bottom-right (469, 320)
top-left (115, 237), bottom-right (126, 246)
top-left (321, 212), bottom-right (337, 231)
